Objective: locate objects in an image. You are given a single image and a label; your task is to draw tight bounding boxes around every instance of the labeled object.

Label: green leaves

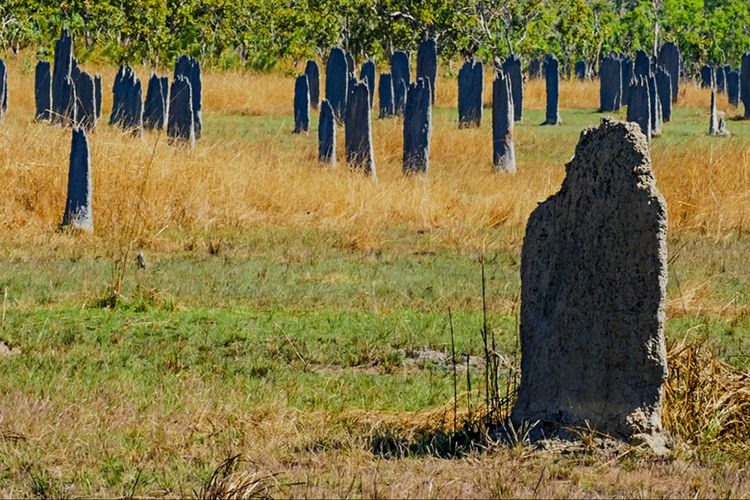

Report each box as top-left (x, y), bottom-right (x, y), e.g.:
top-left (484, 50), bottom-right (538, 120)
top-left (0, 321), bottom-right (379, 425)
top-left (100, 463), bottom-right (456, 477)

top-left (1, 0), bottom-right (750, 69)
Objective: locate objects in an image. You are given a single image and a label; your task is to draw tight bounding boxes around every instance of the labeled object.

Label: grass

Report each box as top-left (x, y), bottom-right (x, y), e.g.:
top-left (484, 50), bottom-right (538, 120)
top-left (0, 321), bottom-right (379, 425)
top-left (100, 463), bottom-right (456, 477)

top-left (0, 52), bottom-right (749, 496)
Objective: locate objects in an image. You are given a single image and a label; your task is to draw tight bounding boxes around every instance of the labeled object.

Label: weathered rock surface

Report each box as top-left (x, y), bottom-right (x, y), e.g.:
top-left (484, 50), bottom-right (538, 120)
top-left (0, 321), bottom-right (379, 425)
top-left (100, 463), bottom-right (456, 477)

top-left (293, 74), bottom-right (310, 133)
top-left (658, 42), bottom-right (680, 103)
top-left (122, 74), bottom-right (143, 136)
top-left (727, 69), bottom-right (740, 107)
top-left (402, 78), bottom-right (431, 175)
top-left (110, 65), bottom-right (128, 126)
top-left (144, 74), bottom-right (168, 130)
top-left (492, 69), bottom-right (515, 173)
top-left (0, 59), bottom-right (7, 118)
top-left (52, 29), bottom-right (74, 124)
top-left (599, 55), bottom-right (622, 113)
top-left (167, 75), bottom-right (195, 147)
top-left (656, 68), bottom-right (672, 122)
top-left (741, 54), bottom-right (750, 119)
top-left (378, 73), bottom-right (395, 119)
top-left (326, 48), bottom-right (348, 123)
top-left (110, 65), bottom-right (142, 130)
top-left (59, 75), bottom-right (77, 127)
top-left (621, 57), bottom-right (633, 103)
top-left (503, 55), bottom-right (523, 121)
top-left (575, 61), bottom-right (587, 80)
top-left (416, 39), bottom-right (437, 103)
top-left (318, 99), bottom-right (336, 165)
top-left (360, 60), bottom-right (376, 109)
top-left (35, 61), bottom-right (52, 121)
top-left (701, 65), bottom-right (713, 89)
top-left (95, 74), bottom-right (102, 119)
top-left (391, 51), bottom-right (410, 116)
top-left (648, 74), bottom-right (662, 136)
top-left (458, 59), bottom-right (483, 128)
top-left (709, 88), bottom-right (730, 137)
top-left (634, 50), bottom-right (651, 78)
top-left (723, 65), bottom-right (732, 89)
top-left (75, 70), bottom-right (97, 130)
top-left (512, 118), bottom-right (668, 443)
top-left (395, 79), bottom-right (407, 116)
top-left (62, 128), bottom-right (93, 232)
top-left (174, 55), bottom-right (202, 139)
top-left (709, 88), bottom-right (719, 135)
top-left (305, 60), bottom-right (320, 109)
top-left (158, 77), bottom-right (168, 118)
top-left (529, 58), bottom-right (541, 80)
top-left (543, 54), bottom-right (560, 125)
top-left (627, 77), bottom-right (651, 141)
top-left (344, 80), bottom-right (375, 176)
top-left (716, 65), bottom-right (726, 94)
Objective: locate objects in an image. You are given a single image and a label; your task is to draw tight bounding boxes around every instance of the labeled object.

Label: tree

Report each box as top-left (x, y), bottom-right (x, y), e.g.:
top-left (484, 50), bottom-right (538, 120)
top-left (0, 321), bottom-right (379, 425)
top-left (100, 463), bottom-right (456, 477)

top-left (0, 0), bottom-right (749, 73)
top-left (455, 0), bottom-right (552, 61)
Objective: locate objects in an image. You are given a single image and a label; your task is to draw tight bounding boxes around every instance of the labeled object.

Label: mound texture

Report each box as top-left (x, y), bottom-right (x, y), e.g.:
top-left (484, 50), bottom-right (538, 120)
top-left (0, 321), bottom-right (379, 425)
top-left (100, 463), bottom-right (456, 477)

top-left (512, 118), bottom-right (668, 443)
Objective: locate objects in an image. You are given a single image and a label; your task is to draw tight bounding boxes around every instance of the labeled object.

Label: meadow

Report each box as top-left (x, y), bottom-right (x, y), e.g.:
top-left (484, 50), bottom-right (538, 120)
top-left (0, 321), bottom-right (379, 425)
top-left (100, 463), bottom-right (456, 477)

top-left (1, 53), bottom-right (750, 497)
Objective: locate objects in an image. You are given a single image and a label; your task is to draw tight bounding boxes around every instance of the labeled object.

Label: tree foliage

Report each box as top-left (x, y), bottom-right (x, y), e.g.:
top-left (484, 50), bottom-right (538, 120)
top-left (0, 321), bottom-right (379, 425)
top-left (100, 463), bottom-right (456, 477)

top-left (1, 0), bottom-right (749, 71)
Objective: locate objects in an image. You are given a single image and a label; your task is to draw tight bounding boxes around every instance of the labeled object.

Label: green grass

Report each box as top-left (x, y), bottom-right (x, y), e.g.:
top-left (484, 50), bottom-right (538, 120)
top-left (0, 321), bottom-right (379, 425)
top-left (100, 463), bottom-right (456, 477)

top-left (1, 304), bottom-right (748, 413)
top-left (0, 307), bottom-right (456, 411)
top-left (2, 226), bottom-right (750, 310)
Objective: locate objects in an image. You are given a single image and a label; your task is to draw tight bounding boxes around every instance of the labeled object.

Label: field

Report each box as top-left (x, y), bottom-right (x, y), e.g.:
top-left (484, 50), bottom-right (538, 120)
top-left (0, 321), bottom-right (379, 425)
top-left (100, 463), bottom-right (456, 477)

top-left (1, 53), bottom-right (750, 497)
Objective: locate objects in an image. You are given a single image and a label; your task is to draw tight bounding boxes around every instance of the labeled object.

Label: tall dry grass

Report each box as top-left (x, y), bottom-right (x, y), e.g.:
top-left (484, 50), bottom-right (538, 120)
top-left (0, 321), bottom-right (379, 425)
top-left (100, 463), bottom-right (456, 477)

top-left (0, 55), bottom-right (748, 256)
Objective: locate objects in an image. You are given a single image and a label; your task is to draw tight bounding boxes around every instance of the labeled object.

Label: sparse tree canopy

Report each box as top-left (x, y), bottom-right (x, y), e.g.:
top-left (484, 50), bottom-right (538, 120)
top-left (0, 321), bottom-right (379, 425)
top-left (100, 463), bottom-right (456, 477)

top-left (1, 0), bottom-right (749, 70)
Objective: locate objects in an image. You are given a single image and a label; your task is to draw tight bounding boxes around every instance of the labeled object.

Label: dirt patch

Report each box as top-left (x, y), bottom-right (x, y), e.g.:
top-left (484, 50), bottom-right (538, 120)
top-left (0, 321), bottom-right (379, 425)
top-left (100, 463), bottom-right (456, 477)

top-left (402, 347), bottom-right (488, 371)
top-left (0, 342), bottom-right (21, 357)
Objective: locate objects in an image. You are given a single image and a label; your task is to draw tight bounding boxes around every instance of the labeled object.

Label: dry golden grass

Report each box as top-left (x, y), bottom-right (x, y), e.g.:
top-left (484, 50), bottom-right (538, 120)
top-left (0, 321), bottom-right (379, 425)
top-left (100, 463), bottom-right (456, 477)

top-left (1, 341), bottom-right (748, 498)
top-left (664, 338), bottom-right (750, 446)
top-left (2, 55), bottom-right (749, 257)
top-left (0, 61), bottom-right (537, 255)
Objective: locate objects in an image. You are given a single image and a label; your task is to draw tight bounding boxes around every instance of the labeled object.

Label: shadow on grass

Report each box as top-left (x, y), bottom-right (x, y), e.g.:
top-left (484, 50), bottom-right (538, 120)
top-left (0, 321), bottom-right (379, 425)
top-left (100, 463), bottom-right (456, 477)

top-left (368, 423), bottom-right (488, 459)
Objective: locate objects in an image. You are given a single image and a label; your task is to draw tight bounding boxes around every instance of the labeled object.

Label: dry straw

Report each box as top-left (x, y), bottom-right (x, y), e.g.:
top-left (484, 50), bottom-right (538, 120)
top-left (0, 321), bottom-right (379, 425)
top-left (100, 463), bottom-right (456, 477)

top-left (0, 56), bottom-right (747, 257)
top-left (664, 338), bottom-right (750, 447)
top-left (346, 340), bottom-right (750, 455)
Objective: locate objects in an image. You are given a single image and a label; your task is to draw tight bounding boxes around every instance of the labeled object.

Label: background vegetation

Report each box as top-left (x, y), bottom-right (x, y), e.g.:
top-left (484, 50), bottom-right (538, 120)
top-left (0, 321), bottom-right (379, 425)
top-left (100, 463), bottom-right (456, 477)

top-left (1, 0), bottom-right (750, 71)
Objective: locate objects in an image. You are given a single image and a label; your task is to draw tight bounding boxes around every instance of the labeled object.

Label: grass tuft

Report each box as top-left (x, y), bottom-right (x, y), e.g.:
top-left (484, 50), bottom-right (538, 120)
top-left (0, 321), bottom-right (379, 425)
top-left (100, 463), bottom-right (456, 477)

top-left (196, 454), bottom-right (281, 500)
top-left (664, 338), bottom-right (750, 449)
